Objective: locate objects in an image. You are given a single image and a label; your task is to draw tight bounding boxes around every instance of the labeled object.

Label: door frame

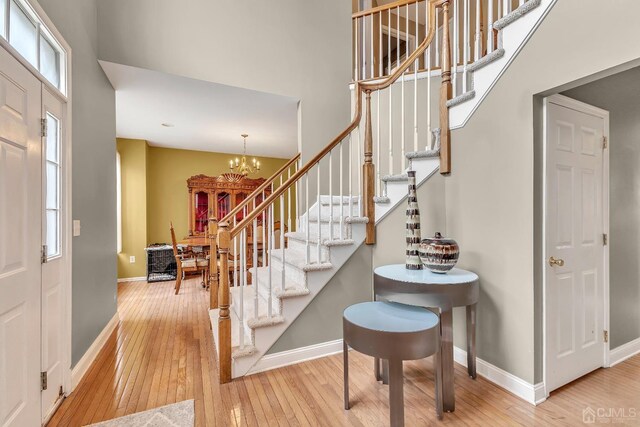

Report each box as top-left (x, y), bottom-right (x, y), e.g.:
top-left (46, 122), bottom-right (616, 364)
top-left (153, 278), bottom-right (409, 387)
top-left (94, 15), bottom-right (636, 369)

top-left (542, 93), bottom-right (610, 397)
top-left (0, 0), bottom-right (74, 410)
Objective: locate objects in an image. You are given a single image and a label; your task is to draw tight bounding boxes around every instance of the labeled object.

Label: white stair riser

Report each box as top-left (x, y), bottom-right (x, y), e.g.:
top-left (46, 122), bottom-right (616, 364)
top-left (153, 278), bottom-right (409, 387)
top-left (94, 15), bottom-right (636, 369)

top-left (287, 238), bottom-right (330, 260)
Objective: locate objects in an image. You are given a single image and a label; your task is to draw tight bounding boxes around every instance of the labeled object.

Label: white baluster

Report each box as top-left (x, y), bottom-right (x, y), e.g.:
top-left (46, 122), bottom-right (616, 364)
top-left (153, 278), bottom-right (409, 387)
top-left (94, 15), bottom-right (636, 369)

top-left (370, 14), bottom-right (374, 79)
top-left (401, 66), bottom-right (405, 169)
top-left (453, 0), bottom-right (459, 96)
top-left (488, 0), bottom-right (494, 53)
top-left (357, 120), bottom-right (362, 217)
top-left (427, 47), bottom-right (432, 150)
top-left (287, 167), bottom-right (292, 234)
top-left (349, 133), bottom-right (353, 220)
top-left (316, 165), bottom-right (321, 263)
top-left (253, 216), bottom-right (258, 321)
top-left (498, 0), bottom-right (503, 19)
top-left (305, 174), bottom-right (310, 265)
top-left (435, 6), bottom-right (440, 68)
top-left (268, 203), bottom-right (273, 318)
top-left (296, 159), bottom-right (301, 231)
top-left (414, 3), bottom-right (418, 153)
top-left (396, 7), bottom-right (400, 72)
top-left (463, 0), bottom-right (469, 93)
top-left (503, 0), bottom-right (511, 16)
top-left (387, 9), bottom-right (391, 75)
top-left (238, 230), bottom-right (244, 349)
top-left (376, 90), bottom-right (380, 197)
top-left (389, 85), bottom-right (393, 176)
top-left (474, 0), bottom-right (481, 61)
top-left (329, 150), bottom-right (333, 241)
top-left (520, 0), bottom-right (525, 6)
top-left (339, 140), bottom-right (344, 241)
top-left (280, 192), bottom-right (285, 291)
top-left (379, 11), bottom-right (383, 77)
top-left (355, 18), bottom-right (359, 80)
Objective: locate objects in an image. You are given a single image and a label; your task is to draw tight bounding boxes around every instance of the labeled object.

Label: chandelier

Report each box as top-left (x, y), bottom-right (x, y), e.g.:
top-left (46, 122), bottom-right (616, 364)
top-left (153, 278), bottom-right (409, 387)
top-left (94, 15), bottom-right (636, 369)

top-left (229, 134), bottom-right (260, 176)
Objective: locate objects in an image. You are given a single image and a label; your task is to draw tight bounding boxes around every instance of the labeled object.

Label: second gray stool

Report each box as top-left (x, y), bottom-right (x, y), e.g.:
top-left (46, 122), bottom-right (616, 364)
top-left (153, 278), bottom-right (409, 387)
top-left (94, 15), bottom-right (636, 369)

top-left (343, 301), bottom-right (443, 425)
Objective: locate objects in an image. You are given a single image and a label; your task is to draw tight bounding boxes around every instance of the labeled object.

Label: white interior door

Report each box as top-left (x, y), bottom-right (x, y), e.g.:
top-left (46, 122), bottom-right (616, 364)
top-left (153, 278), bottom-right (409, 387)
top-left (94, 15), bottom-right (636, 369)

top-left (0, 46), bottom-right (42, 427)
top-left (41, 87), bottom-right (66, 421)
top-left (544, 94), bottom-right (607, 393)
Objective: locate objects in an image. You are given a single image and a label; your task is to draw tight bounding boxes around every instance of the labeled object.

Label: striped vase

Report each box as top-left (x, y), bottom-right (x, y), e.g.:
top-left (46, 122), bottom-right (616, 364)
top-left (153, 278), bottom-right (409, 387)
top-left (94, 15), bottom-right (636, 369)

top-left (405, 171), bottom-right (422, 270)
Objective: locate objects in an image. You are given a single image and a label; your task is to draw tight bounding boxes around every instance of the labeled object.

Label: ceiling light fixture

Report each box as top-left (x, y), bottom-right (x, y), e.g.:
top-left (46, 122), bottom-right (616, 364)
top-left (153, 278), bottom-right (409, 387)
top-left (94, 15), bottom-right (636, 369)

top-left (229, 134), bottom-right (260, 176)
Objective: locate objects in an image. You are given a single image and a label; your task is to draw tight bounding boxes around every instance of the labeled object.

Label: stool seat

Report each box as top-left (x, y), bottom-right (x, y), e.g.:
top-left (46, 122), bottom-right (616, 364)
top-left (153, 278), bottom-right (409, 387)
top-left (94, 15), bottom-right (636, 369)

top-left (344, 301), bottom-right (439, 333)
top-left (343, 301), bottom-right (443, 425)
top-left (344, 301), bottom-right (440, 361)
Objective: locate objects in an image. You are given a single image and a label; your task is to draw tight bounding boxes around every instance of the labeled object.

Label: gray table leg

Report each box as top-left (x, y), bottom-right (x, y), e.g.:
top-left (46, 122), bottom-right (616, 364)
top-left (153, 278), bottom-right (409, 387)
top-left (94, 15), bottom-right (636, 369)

top-left (344, 340), bottom-right (350, 410)
top-left (440, 308), bottom-right (455, 412)
top-left (374, 357), bottom-right (381, 381)
top-left (388, 359), bottom-right (404, 427)
top-left (466, 303), bottom-right (477, 379)
top-left (382, 359), bottom-right (389, 385)
top-left (434, 344), bottom-right (443, 420)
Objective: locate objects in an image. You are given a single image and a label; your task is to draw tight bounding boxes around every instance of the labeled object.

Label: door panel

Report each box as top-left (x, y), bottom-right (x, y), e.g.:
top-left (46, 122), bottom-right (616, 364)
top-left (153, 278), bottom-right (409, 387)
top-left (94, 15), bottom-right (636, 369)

top-left (0, 46), bottom-right (41, 427)
top-left (41, 87), bottom-right (66, 421)
top-left (545, 97), bottom-right (606, 393)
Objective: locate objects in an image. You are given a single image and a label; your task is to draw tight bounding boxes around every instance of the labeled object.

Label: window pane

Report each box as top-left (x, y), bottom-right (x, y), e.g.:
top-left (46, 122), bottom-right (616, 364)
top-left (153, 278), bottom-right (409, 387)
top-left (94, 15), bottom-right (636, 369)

top-left (46, 209), bottom-right (59, 257)
top-left (46, 161), bottom-right (58, 209)
top-left (40, 35), bottom-right (60, 88)
top-left (0, 0), bottom-right (6, 39)
top-left (9, 0), bottom-right (37, 66)
top-left (46, 113), bottom-right (59, 162)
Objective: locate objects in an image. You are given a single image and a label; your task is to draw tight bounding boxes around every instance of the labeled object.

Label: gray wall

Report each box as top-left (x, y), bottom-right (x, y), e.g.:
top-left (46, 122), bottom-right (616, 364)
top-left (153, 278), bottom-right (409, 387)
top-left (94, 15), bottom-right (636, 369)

top-left (441, 0), bottom-right (640, 384)
top-left (37, 0), bottom-right (117, 366)
top-left (96, 0), bottom-right (352, 163)
top-left (563, 68), bottom-right (640, 349)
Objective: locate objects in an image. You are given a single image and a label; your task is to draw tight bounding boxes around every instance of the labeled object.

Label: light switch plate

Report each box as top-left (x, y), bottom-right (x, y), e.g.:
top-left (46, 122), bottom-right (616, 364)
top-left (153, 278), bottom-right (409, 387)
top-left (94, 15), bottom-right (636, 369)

top-left (130, 256), bottom-right (136, 264)
top-left (73, 220), bottom-right (81, 237)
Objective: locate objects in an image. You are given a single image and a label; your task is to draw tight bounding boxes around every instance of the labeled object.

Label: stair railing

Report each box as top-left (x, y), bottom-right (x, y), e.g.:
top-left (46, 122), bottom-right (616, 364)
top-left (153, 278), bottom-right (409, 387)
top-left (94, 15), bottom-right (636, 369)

top-left (214, 0), bottom-right (451, 384)
top-left (208, 154), bottom-right (300, 310)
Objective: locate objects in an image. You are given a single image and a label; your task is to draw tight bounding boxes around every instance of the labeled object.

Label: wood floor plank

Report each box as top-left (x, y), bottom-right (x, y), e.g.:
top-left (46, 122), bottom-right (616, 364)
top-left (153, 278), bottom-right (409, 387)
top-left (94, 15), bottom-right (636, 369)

top-left (48, 278), bottom-right (640, 427)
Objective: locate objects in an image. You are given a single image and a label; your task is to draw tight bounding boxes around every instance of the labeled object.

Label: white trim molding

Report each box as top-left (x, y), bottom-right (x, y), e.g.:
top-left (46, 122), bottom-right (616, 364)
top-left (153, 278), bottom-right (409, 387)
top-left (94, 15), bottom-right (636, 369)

top-left (247, 339), bottom-right (344, 376)
top-left (117, 276), bottom-right (147, 283)
top-left (453, 346), bottom-right (546, 405)
top-left (70, 312), bottom-right (120, 390)
top-left (609, 337), bottom-right (640, 367)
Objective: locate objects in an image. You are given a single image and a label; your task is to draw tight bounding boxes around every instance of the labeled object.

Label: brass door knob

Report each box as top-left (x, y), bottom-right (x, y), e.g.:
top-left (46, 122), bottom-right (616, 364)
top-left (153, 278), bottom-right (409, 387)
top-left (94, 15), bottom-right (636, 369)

top-left (549, 256), bottom-right (565, 267)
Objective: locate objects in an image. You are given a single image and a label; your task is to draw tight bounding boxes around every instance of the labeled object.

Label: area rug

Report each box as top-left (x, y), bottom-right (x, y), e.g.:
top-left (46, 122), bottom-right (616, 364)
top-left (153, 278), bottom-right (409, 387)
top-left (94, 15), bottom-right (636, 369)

top-left (86, 400), bottom-right (194, 427)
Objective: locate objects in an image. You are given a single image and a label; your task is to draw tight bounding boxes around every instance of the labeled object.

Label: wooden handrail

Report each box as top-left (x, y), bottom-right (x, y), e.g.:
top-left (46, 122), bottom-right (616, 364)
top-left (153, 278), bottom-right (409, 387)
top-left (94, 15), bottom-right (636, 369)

top-left (229, 0), bottom-right (443, 239)
top-left (218, 153), bottom-right (300, 226)
top-left (352, 0), bottom-right (421, 19)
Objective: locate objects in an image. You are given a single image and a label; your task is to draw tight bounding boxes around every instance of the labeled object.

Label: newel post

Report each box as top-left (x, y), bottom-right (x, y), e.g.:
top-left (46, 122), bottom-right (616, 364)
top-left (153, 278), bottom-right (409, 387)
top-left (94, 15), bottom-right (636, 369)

top-left (208, 217), bottom-right (219, 309)
top-left (217, 222), bottom-right (232, 384)
top-left (363, 90), bottom-right (376, 244)
top-left (440, 0), bottom-right (453, 175)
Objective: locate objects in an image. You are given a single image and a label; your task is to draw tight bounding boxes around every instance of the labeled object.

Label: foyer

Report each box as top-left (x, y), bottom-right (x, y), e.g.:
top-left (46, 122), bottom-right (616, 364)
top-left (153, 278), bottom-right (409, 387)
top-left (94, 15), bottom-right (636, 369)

top-left (48, 278), bottom-right (640, 426)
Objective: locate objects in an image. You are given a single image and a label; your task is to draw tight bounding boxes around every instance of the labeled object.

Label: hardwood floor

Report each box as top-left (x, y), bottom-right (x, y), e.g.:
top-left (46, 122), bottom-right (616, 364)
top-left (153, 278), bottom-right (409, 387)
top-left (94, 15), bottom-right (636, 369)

top-left (48, 278), bottom-right (640, 426)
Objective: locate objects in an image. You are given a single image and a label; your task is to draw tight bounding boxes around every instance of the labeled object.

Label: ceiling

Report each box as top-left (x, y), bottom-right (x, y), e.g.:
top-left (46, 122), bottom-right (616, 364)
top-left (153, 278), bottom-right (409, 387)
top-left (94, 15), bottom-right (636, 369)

top-left (100, 61), bottom-right (299, 158)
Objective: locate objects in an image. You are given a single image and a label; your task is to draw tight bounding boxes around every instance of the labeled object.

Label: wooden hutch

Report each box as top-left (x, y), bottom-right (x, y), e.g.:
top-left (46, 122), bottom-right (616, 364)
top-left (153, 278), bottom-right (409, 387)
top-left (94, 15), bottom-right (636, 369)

top-left (187, 173), bottom-right (269, 236)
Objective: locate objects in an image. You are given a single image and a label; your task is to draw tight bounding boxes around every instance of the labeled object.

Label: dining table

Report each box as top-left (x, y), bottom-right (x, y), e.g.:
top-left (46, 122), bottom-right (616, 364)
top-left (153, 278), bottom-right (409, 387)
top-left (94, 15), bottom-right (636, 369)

top-left (373, 264), bottom-right (479, 413)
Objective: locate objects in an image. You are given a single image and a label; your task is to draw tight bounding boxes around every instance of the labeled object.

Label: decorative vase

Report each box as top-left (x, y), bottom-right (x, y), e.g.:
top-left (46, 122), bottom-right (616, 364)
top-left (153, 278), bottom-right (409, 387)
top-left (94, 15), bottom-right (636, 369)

top-left (405, 170), bottom-right (422, 270)
top-left (419, 232), bottom-right (459, 273)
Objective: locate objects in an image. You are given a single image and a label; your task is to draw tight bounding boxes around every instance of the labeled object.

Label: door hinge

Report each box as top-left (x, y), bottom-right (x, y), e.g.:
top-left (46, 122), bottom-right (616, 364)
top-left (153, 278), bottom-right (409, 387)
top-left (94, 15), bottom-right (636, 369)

top-left (41, 371), bottom-right (48, 391)
top-left (603, 234), bottom-right (608, 246)
top-left (41, 118), bottom-right (47, 138)
top-left (41, 245), bottom-right (48, 264)
top-left (604, 330), bottom-right (609, 343)
top-left (602, 136), bottom-right (608, 149)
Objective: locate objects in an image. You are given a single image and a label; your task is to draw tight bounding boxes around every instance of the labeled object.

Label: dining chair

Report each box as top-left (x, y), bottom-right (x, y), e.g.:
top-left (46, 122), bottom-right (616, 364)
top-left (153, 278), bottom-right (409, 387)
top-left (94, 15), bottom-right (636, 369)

top-left (170, 222), bottom-right (209, 295)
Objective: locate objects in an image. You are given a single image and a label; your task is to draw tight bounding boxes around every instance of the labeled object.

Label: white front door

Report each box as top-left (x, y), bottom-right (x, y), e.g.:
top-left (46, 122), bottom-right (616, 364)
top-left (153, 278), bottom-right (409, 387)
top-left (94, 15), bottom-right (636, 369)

top-left (41, 87), bottom-right (66, 421)
top-left (544, 94), bottom-right (608, 393)
top-left (0, 46), bottom-right (42, 427)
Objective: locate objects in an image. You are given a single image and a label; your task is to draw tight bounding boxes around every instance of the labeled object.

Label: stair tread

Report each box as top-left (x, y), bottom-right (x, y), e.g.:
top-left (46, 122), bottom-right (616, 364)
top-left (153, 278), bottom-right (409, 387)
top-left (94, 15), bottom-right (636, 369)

top-left (286, 231), bottom-right (355, 246)
top-left (446, 90), bottom-right (476, 108)
top-left (468, 48), bottom-right (505, 73)
top-left (493, 0), bottom-right (542, 30)
top-left (271, 247), bottom-right (333, 271)
top-left (374, 196), bottom-right (391, 204)
top-left (406, 148), bottom-right (440, 160)
top-left (255, 265), bottom-right (308, 296)
top-left (381, 173), bottom-right (408, 182)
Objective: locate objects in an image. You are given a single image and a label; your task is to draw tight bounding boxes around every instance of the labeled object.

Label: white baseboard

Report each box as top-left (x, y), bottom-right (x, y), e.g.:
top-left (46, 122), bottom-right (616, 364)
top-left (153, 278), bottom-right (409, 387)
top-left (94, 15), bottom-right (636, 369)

top-left (453, 346), bottom-right (546, 405)
top-left (609, 337), bottom-right (640, 367)
top-left (70, 312), bottom-right (120, 390)
top-left (117, 276), bottom-right (146, 283)
top-left (247, 339), bottom-right (344, 375)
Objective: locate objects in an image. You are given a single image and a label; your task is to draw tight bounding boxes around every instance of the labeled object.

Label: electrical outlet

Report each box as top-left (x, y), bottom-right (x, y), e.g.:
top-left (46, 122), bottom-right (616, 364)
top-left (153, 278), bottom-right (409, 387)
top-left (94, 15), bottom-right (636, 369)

top-left (129, 256), bottom-right (136, 263)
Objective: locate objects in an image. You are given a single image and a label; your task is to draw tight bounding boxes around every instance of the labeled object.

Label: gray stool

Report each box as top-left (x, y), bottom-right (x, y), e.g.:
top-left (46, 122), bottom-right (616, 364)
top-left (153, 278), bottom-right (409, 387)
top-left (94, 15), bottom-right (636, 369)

top-left (343, 301), bottom-right (443, 426)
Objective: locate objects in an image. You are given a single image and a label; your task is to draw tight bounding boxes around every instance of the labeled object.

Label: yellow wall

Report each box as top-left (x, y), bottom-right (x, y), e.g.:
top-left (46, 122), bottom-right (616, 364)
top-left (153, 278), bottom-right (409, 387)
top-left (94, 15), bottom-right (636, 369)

top-left (146, 146), bottom-right (292, 244)
top-left (116, 138), bottom-right (292, 278)
top-left (116, 138), bottom-right (148, 278)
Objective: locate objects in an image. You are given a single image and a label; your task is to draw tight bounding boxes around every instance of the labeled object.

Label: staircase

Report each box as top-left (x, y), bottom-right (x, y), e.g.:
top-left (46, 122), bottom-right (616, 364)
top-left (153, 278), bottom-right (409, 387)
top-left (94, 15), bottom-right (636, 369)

top-left (209, 0), bottom-right (556, 382)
